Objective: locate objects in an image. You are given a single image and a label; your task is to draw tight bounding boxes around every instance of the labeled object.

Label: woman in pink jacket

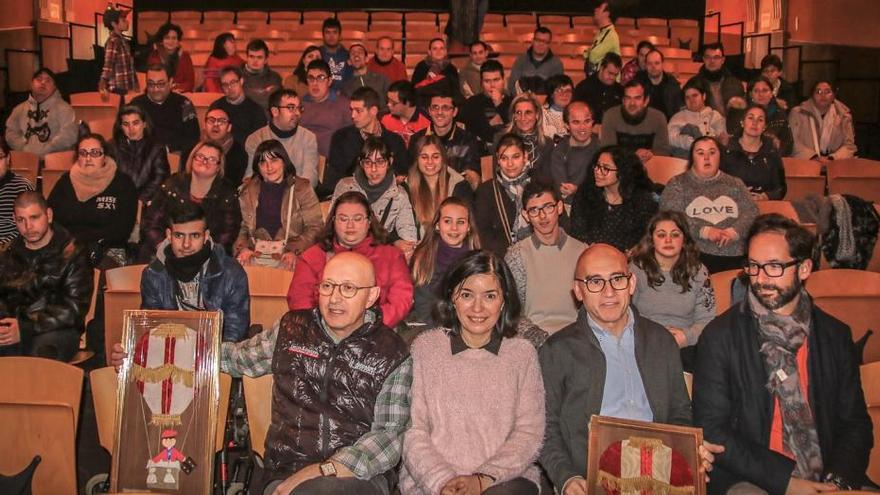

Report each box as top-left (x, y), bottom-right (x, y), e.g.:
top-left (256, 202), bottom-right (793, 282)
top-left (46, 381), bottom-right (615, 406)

top-left (287, 190), bottom-right (414, 328)
top-left (400, 250), bottom-right (545, 495)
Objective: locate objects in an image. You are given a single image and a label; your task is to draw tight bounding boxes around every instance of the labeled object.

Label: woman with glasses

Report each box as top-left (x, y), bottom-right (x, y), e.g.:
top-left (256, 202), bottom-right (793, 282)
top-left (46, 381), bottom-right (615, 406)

top-left (146, 22), bottom-right (195, 93)
top-left (0, 136), bottom-right (35, 246)
top-left (409, 197), bottom-right (480, 328)
top-left (284, 45), bottom-right (321, 96)
top-left (140, 141), bottom-right (242, 260)
top-left (203, 33), bottom-right (244, 93)
top-left (288, 190), bottom-right (414, 328)
top-left (331, 136), bottom-right (418, 259)
top-left (541, 74), bottom-right (574, 141)
top-left (495, 93), bottom-right (553, 176)
top-left (630, 211), bottom-right (716, 372)
top-left (790, 80), bottom-right (857, 161)
top-left (721, 103), bottom-right (787, 201)
top-left (407, 135), bottom-right (474, 237)
top-left (569, 146), bottom-right (658, 252)
top-left (726, 76), bottom-right (794, 156)
top-left (48, 133), bottom-right (138, 267)
top-left (660, 136), bottom-right (758, 273)
top-left (111, 105), bottom-right (170, 202)
top-left (401, 250), bottom-right (545, 495)
top-left (234, 139), bottom-right (323, 270)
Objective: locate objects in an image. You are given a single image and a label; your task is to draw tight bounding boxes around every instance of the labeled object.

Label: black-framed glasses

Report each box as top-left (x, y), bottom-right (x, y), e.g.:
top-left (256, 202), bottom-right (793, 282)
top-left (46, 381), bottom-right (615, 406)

top-left (219, 79), bottom-right (241, 89)
top-left (594, 163), bottom-right (618, 176)
top-left (206, 117), bottom-right (229, 126)
top-left (275, 104), bottom-right (302, 113)
top-left (193, 153), bottom-right (220, 165)
top-left (78, 149), bottom-right (104, 158)
top-left (744, 259), bottom-right (800, 278)
top-left (306, 75), bottom-right (329, 83)
top-left (361, 158), bottom-right (388, 169)
top-left (316, 281), bottom-right (375, 298)
top-left (525, 202), bottom-right (557, 218)
top-left (429, 104), bottom-right (455, 113)
top-left (574, 274), bottom-right (631, 293)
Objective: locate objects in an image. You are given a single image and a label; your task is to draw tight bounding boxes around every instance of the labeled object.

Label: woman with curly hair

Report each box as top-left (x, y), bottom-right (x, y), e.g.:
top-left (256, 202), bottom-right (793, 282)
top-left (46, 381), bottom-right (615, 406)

top-left (569, 145), bottom-right (658, 252)
top-left (146, 22), bottom-right (195, 93)
top-left (630, 210), bottom-right (716, 371)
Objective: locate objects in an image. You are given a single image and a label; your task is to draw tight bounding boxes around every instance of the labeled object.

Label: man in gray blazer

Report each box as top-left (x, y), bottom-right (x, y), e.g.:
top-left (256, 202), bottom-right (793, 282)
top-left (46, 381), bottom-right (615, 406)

top-left (539, 243), bottom-right (723, 495)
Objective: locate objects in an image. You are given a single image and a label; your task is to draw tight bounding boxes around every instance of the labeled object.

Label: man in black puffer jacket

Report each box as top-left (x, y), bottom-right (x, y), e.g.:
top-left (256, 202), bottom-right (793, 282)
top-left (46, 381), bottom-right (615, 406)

top-left (0, 191), bottom-right (92, 360)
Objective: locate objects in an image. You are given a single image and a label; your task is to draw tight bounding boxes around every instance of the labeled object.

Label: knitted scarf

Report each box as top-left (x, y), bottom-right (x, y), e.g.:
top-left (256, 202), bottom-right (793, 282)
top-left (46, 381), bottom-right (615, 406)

top-left (496, 168), bottom-right (532, 239)
top-left (748, 288), bottom-right (824, 480)
top-left (164, 242), bottom-right (212, 282)
top-left (354, 166), bottom-right (393, 205)
top-left (425, 56), bottom-right (450, 76)
top-left (69, 158), bottom-right (117, 202)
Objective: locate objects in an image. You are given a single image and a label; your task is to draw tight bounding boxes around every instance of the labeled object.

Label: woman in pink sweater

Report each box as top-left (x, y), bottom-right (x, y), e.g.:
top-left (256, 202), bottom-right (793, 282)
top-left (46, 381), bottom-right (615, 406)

top-left (401, 250), bottom-right (545, 495)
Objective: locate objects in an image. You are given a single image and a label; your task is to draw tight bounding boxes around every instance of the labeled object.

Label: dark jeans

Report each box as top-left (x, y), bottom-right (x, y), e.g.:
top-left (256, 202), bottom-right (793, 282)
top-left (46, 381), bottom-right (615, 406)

top-left (264, 475), bottom-right (390, 495)
top-left (485, 477), bottom-right (539, 495)
top-left (0, 328), bottom-right (79, 361)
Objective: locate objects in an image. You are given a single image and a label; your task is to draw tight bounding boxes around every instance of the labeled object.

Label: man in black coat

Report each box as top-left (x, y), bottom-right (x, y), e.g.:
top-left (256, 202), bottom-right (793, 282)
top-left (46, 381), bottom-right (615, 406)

top-left (0, 191), bottom-right (92, 361)
top-left (694, 214), bottom-right (874, 495)
top-left (318, 86), bottom-right (409, 200)
top-left (572, 52), bottom-right (624, 123)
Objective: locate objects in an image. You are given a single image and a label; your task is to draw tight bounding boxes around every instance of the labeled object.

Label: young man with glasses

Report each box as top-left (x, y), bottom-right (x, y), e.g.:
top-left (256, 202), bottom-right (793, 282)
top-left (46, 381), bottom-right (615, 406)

top-left (211, 67), bottom-right (267, 146)
top-left (301, 59), bottom-right (354, 158)
top-left (507, 27), bottom-right (564, 95)
top-left (114, 250), bottom-right (411, 495)
top-left (504, 180), bottom-right (585, 335)
top-left (203, 106), bottom-right (248, 188)
top-left (540, 242), bottom-right (724, 495)
top-left (408, 92), bottom-right (483, 189)
top-left (694, 214), bottom-right (873, 495)
top-left (244, 88), bottom-right (319, 187)
top-left (130, 64), bottom-right (200, 158)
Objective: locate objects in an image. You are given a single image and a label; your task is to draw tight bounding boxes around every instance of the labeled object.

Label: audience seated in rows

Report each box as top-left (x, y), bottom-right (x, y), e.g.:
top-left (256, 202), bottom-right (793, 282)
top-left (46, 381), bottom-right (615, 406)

top-left (0, 191), bottom-right (92, 361)
top-left (660, 136), bottom-right (758, 273)
top-left (721, 104), bottom-right (787, 201)
top-left (508, 27), bottom-right (564, 95)
top-left (570, 145), bottom-right (658, 252)
top-left (245, 88), bottom-right (319, 187)
top-left (242, 39), bottom-right (283, 110)
top-left (5, 69), bottom-right (78, 157)
top-left (212, 67), bottom-right (268, 146)
top-left (505, 180), bottom-right (587, 335)
top-left (287, 191), bottom-right (413, 328)
top-left (668, 78), bottom-right (728, 157)
top-left (726, 76), bottom-right (794, 156)
top-left (141, 202), bottom-right (250, 342)
top-left (0, 137), bottom-right (35, 245)
top-left (203, 32), bottom-right (245, 93)
top-left (235, 139), bottom-right (323, 271)
top-left (600, 79), bottom-right (672, 163)
top-left (147, 22), bottom-right (195, 93)
top-left (637, 49), bottom-right (684, 120)
top-left (203, 106), bottom-right (249, 188)
top-left (549, 101), bottom-right (600, 204)
top-left (688, 42), bottom-right (745, 117)
top-left (131, 64), bottom-right (200, 158)
top-left (112, 105), bottom-right (171, 202)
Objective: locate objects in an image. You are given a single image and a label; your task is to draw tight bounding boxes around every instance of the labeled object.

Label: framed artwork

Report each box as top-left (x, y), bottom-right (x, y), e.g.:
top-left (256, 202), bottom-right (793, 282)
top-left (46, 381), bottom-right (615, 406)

top-left (110, 310), bottom-right (223, 494)
top-left (586, 415), bottom-right (705, 495)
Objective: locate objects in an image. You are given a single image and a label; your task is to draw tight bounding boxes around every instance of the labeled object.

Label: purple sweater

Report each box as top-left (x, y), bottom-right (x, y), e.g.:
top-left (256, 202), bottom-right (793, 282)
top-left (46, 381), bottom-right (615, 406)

top-left (400, 329), bottom-right (545, 494)
top-left (300, 92), bottom-right (353, 157)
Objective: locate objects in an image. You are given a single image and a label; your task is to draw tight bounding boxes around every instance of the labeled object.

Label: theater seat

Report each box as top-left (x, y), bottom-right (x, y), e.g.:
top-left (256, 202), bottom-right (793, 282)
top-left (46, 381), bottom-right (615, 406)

top-left (644, 155), bottom-right (687, 186)
top-left (242, 373), bottom-right (274, 459)
top-left (862, 362), bottom-right (880, 483)
top-left (710, 269), bottom-right (742, 315)
top-left (806, 269), bottom-right (880, 363)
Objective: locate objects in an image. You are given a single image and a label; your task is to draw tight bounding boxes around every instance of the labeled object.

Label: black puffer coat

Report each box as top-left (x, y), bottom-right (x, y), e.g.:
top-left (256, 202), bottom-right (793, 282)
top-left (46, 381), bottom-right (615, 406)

top-left (113, 137), bottom-right (171, 202)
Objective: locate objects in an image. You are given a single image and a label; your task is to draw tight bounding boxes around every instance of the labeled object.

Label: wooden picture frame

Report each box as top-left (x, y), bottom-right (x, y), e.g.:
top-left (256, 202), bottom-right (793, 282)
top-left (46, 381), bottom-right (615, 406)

top-left (586, 415), bottom-right (705, 495)
top-left (110, 310), bottom-right (222, 494)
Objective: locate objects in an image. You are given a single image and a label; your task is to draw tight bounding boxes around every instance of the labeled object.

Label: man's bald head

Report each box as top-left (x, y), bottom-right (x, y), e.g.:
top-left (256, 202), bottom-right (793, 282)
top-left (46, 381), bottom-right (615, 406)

top-left (573, 243), bottom-right (635, 336)
top-left (325, 251), bottom-right (376, 286)
top-left (319, 252), bottom-right (381, 338)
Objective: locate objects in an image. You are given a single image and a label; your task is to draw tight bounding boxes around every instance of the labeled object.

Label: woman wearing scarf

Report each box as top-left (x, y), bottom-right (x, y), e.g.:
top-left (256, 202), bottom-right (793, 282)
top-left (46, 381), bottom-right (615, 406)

top-left (494, 93), bottom-right (555, 181)
top-left (331, 136), bottom-right (419, 260)
top-left (139, 141), bottom-right (241, 261)
top-left (147, 22), bottom-right (195, 93)
top-left (111, 105), bottom-right (170, 202)
top-left (473, 133), bottom-right (535, 257)
top-left (48, 133), bottom-right (138, 268)
top-left (790, 81), bottom-right (858, 162)
top-left (726, 76), bottom-right (794, 156)
top-left (410, 38), bottom-right (463, 106)
top-left (234, 139), bottom-right (323, 271)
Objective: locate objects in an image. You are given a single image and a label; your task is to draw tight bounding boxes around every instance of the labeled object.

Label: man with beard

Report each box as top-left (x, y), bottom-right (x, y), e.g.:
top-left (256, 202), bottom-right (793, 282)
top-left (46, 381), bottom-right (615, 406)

top-left (203, 106), bottom-right (248, 188)
top-left (572, 53), bottom-right (623, 124)
top-left (637, 49), bottom-right (684, 120)
top-left (504, 180), bottom-right (586, 335)
top-left (687, 42), bottom-right (744, 117)
top-left (140, 202), bottom-right (249, 342)
top-left (600, 79), bottom-right (671, 162)
top-left (694, 214), bottom-right (874, 495)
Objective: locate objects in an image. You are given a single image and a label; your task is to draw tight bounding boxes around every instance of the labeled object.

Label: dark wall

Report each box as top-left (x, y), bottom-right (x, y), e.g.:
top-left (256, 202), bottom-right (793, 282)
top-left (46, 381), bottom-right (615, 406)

top-left (134, 0), bottom-right (706, 20)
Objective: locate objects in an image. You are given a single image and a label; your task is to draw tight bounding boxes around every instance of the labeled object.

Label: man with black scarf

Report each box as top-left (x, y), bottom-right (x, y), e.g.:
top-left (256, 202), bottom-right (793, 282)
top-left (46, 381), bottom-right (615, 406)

top-left (687, 42), bottom-right (745, 117)
top-left (140, 203), bottom-right (250, 342)
top-left (694, 214), bottom-right (874, 494)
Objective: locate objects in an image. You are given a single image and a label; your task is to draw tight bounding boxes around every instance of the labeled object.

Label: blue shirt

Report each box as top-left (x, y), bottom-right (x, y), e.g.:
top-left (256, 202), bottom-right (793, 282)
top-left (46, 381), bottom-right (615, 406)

top-left (587, 308), bottom-right (653, 422)
top-left (319, 46), bottom-right (353, 90)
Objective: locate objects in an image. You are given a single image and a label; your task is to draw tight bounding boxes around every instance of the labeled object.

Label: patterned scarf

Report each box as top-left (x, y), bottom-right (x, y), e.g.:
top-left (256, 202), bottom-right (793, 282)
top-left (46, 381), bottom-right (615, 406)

top-left (495, 168), bottom-right (532, 240)
top-left (748, 288), bottom-right (824, 479)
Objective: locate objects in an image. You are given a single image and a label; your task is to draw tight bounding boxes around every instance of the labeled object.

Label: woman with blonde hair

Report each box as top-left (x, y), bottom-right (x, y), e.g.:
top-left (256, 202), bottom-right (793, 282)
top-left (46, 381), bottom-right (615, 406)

top-left (407, 134), bottom-right (473, 236)
top-left (408, 197), bottom-right (480, 327)
top-left (139, 140), bottom-right (241, 260)
top-left (495, 92), bottom-right (554, 175)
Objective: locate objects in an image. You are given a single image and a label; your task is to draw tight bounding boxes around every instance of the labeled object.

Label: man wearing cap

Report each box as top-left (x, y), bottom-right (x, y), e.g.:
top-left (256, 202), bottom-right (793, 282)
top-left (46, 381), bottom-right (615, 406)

top-left (99, 5), bottom-right (137, 100)
top-left (5, 69), bottom-right (78, 156)
top-left (152, 430), bottom-right (187, 463)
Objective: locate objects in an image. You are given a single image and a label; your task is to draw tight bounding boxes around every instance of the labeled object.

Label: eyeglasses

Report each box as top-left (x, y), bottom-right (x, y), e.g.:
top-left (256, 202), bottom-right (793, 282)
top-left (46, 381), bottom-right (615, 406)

top-left (574, 274), bottom-right (631, 293)
top-left (193, 153), bottom-right (220, 165)
top-left (514, 110), bottom-right (536, 117)
top-left (146, 81), bottom-right (168, 89)
top-left (594, 163), bottom-right (618, 176)
top-left (525, 202), bottom-right (558, 218)
top-left (335, 214), bottom-right (367, 224)
top-left (429, 104), bottom-right (455, 113)
top-left (78, 149), bottom-right (104, 158)
top-left (275, 104), bottom-right (302, 113)
top-left (744, 259), bottom-right (800, 278)
top-left (361, 158), bottom-right (388, 169)
top-left (306, 75), bottom-right (329, 83)
top-left (206, 117), bottom-right (229, 126)
top-left (815, 89), bottom-right (834, 96)
top-left (219, 79), bottom-right (241, 89)
top-left (316, 280), bottom-right (375, 298)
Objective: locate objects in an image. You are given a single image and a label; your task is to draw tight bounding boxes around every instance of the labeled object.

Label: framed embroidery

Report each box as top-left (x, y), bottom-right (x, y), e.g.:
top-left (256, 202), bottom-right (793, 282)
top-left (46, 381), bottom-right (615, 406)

top-left (110, 310), bottom-right (222, 494)
top-left (586, 415), bottom-right (705, 495)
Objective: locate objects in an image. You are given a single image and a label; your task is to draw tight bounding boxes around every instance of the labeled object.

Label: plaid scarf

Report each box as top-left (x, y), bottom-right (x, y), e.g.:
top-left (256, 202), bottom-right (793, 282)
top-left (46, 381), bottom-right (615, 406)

top-left (748, 288), bottom-right (824, 479)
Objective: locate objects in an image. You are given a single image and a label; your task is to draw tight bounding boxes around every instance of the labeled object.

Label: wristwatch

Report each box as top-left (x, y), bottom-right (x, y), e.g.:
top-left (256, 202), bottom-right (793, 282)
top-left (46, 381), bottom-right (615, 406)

top-left (319, 461), bottom-right (337, 477)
